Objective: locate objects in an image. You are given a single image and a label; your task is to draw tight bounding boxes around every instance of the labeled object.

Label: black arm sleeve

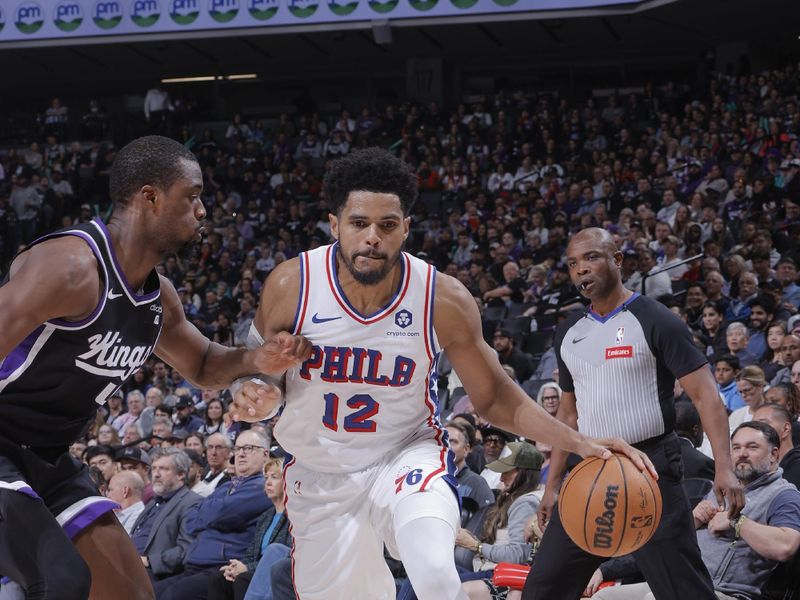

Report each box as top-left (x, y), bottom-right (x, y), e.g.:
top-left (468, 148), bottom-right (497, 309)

top-left (641, 299), bottom-right (708, 379)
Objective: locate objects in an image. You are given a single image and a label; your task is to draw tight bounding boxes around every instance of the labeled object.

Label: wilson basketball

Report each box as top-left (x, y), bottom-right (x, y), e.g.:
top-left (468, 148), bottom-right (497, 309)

top-left (558, 453), bottom-right (662, 557)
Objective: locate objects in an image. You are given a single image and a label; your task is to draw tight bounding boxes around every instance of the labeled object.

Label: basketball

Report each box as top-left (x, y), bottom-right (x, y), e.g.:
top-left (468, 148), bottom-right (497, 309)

top-left (557, 453), bottom-right (662, 557)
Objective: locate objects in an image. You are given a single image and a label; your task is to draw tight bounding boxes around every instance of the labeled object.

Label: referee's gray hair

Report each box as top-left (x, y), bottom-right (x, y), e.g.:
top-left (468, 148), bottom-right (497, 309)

top-left (151, 448), bottom-right (191, 477)
top-left (536, 382), bottom-right (562, 405)
top-left (726, 322), bottom-right (748, 336)
top-left (126, 390), bottom-right (144, 403)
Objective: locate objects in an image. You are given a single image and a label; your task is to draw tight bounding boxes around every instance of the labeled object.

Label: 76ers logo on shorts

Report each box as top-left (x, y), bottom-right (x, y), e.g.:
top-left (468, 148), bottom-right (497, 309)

top-left (395, 466), bottom-right (423, 493)
top-left (395, 309), bottom-right (413, 329)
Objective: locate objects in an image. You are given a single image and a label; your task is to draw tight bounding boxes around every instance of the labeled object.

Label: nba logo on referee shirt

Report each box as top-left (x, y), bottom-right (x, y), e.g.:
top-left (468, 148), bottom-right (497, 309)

top-left (395, 309), bottom-right (412, 329)
top-left (615, 327), bottom-right (625, 345)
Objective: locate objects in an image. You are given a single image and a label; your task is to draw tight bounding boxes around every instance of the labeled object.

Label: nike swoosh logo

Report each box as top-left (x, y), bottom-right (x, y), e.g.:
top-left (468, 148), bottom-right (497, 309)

top-left (312, 313), bottom-right (342, 324)
top-left (107, 290), bottom-right (124, 300)
top-left (571, 336), bottom-right (588, 344)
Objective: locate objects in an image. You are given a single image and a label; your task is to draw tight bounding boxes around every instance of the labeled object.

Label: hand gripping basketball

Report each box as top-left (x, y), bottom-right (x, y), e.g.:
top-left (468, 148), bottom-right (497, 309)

top-left (231, 379), bottom-right (282, 423)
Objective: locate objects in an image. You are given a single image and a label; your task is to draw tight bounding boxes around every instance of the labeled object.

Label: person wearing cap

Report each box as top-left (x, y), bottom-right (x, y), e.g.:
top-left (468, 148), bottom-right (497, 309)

top-left (131, 448), bottom-right (202, 581)
top-left (479, 425), bottom-right (514, 490)
top-left (492, 328), bottom-right (536, 383)
top-left (117, 447), bottom-right (154, 504)
top-left (458, 442), bottom-right (543, 597)
top-left (107, 471), bottom-right (146, 535)
top-left (174, 395), bottom-right (204, 434)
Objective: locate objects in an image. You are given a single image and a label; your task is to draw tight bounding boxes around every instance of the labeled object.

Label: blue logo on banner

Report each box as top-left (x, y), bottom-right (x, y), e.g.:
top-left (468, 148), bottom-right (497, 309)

top-left (15, 2), bottom-right (44, 34)
top-left (395, 309), bottom-right (413, 329)
top-left (54, 1), bottom-right (83, 32)
top-left (131, 0), bottom-right (161, 27)
top-left (209, 0), bottom-right (239, 22)
top-left (169, 0), bottom-right (199, 23)
top-left (248, 0), bottom-right (278, 19)
top-left (93, 1), bottom-right (123, 29)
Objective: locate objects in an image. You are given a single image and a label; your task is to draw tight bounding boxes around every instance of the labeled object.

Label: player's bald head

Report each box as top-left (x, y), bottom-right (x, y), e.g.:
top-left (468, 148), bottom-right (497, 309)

top-left (568, 228), bottom-right (618, 256)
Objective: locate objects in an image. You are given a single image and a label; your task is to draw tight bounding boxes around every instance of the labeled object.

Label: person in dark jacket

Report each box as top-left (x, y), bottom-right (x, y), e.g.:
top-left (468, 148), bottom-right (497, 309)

top-left (154, 430), bottom-right (271, 600)
top-left (675, 401), bottom-right (716, 480)
top-left (207, 456), bottom-right (292, 600)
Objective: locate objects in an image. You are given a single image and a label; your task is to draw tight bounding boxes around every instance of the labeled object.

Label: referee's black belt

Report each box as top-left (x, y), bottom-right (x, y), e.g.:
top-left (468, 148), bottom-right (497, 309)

top-left (631, 431), bottom-right (675, 451)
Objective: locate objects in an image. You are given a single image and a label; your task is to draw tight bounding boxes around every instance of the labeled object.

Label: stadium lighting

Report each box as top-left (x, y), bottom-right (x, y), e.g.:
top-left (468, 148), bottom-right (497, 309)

top-left (161, 74), bottom-right (258, 84)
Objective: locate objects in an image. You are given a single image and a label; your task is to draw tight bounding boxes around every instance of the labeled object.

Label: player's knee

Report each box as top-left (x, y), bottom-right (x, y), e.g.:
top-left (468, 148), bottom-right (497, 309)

top-left (404, 549), bottom-right (460, 599)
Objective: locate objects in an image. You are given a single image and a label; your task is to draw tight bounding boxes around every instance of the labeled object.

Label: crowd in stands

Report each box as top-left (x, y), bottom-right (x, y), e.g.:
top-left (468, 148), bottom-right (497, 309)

top-left (1, 57), bottom-right (800, 599)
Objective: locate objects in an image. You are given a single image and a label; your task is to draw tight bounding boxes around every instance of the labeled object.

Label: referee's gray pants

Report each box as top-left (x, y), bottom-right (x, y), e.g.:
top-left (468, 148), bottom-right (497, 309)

top-left (522, 432), bottom-right (717, 600)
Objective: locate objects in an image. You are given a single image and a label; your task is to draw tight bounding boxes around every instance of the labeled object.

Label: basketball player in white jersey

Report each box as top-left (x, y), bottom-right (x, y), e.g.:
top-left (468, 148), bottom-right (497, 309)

top-left (234, 148), bottom-right (655, 600)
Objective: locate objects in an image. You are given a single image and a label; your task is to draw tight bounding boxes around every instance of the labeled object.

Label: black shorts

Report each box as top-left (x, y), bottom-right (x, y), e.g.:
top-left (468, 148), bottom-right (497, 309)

top-left (0, 435), bottom-right (116, 539)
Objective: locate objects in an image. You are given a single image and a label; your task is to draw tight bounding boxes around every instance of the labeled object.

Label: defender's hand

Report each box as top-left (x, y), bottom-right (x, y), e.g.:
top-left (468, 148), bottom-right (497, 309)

top-left (251, 331), bottom-right (312, 375)
top-left (231, 380), bottom-right (282, 423)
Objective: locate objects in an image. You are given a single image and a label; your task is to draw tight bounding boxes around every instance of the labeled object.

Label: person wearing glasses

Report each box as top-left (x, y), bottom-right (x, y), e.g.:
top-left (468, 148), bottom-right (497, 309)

top-left (480, 425), bottom-right (513, 490)
top-left (153, 430), bottom-right (271, 600)
top-left (192, 432), bottom-right (232, 498)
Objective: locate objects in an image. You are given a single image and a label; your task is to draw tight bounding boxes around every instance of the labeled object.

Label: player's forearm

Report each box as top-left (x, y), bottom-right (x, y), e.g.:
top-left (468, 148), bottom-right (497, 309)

top-left (740, 520), bottom-right (799, 562)
top-left (190, 343), bottom-right (255, 388)
top-left (693, 391), bottom-right (736, 472)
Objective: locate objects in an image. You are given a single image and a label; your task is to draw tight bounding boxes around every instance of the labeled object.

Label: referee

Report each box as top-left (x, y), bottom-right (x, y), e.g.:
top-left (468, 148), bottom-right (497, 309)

top-left (522, 228), bottom-right (744, 600)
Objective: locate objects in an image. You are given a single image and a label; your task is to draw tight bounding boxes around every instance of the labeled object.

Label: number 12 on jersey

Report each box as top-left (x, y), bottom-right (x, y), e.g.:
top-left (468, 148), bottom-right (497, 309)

top-left (322, 393), bottom-right (380, 432)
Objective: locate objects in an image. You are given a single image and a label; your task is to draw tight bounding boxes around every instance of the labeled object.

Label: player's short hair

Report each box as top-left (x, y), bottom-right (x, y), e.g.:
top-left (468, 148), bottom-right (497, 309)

top-left (110, 135), bottom-right (198, 208)
top-left (732, 420), bottom-right (780, 449)
top-left (323, 147), bottom-right (418, 216)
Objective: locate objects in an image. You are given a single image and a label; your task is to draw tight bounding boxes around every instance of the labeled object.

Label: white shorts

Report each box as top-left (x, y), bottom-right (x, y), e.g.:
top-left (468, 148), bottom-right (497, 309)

top-left (283, 437), bottom-right (459, 600)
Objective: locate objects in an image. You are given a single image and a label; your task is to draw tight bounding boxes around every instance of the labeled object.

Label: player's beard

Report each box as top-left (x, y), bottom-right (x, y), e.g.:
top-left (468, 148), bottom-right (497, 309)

top-left (342, 245), bottom-right (403, 286)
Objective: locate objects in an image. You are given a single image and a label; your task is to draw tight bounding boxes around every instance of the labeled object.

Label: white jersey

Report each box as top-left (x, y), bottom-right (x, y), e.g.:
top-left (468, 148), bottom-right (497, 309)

top-left (277, 243), bottom-right (447, 473)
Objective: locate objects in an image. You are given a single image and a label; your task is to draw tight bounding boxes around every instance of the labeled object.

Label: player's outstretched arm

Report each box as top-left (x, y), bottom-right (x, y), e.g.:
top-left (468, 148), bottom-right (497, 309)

top-left (0, 237), bottom-right (100, 360)
top-left (435, 274), bottom-right (656, 477)
top-left (435, 274), bottom-right (588, 456)
top-left (155, 267), bottom-right (310, 392)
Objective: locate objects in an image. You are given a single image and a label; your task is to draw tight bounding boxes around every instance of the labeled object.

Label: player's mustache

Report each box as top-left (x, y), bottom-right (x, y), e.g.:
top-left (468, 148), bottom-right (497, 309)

top-left (353, 250), bottom-right (387, 259)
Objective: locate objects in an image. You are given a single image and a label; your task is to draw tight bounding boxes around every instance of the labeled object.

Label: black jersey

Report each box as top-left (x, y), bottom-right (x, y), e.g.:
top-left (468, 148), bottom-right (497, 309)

top-left (555, 293), bottom-right (708, 444)
top-left (0, 219), bottom-right (162, 447)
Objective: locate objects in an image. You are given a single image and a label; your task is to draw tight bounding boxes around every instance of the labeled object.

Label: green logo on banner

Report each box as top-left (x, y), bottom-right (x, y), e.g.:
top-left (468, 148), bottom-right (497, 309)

top-left (409, 0), bottom-right (437, 10)
top-left (169, 0), bottom-right (199, 23)
top-left (492, 0), bottom-right (518, 5)
top-left (93, 1), bottom-right (123, 29)
top-left (328, 0), bottom-right (357, 15)
top-left (288, 0), bottom-right (318, 17)
top-left (14, 2), bottom-right (44, 33)
top-left (54, 1), bottom-right (83, 31)
top-left (368, 0), bottom-right (397, 12)
top-left (131, 0), bottom-right (161, 27)
top-left (449, 0), bottom-right (477, 7)
top-left (209, 0), bottom-right (239, 22)
top-left (248, 0), bottom-right (277, 19)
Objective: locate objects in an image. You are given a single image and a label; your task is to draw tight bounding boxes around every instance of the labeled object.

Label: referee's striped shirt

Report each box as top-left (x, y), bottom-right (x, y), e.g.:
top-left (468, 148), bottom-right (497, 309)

top-left (555, 293), bottom-right (708, 444)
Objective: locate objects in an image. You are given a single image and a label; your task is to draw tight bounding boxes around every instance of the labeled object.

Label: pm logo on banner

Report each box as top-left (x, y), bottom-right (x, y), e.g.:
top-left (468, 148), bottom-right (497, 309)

top-left (368, 0), bottom-right (397, 12)
top-left (93, 1), bottom-right (123, 29)
top-left (130, 0), bottom-right (161, 27)
top-left (328, 0), bottom-right (358, 16)
top-left (248, 0), bottom-right (278, 19)
top-left (169, 0), bottom-right (200, 23)
top-left (54, 1), bottom-right (83, 32)
top-left (209, 0), bottom-right (239, 22)
top-left (288, 0), bottom-right (319, 18)
top-left (14, 2), bottom-right (44, 34)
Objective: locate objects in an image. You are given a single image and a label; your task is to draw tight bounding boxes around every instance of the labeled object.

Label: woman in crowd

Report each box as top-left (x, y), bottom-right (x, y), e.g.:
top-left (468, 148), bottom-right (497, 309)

top-left (699, 300), bottom-right (728, 357)
top-left (761, 321), bottom-right (789, 381)
top-left (207, 457), bottom-right (291, 600)
top-left (456, 442), bottom-right (543, 600)
top-left (186, 432), bottom-right (206, 457)
top-left (96, 424), bottom-right (121, 447)
top-left (198, 398), bottom-right (228, 436)
top-left (729, 365), bottom-right (767, 430)
top-left (535, 383), bottom-right (561, 418)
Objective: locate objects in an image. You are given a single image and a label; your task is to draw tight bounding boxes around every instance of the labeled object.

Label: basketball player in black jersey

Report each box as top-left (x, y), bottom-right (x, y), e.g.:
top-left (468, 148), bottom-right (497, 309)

top-left (0, 136), bottom-right (310, 600)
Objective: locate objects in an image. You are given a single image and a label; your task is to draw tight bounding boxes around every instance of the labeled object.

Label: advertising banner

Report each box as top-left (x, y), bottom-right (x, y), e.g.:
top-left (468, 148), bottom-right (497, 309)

top-left (0, 0), bottom-right (644, 44)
